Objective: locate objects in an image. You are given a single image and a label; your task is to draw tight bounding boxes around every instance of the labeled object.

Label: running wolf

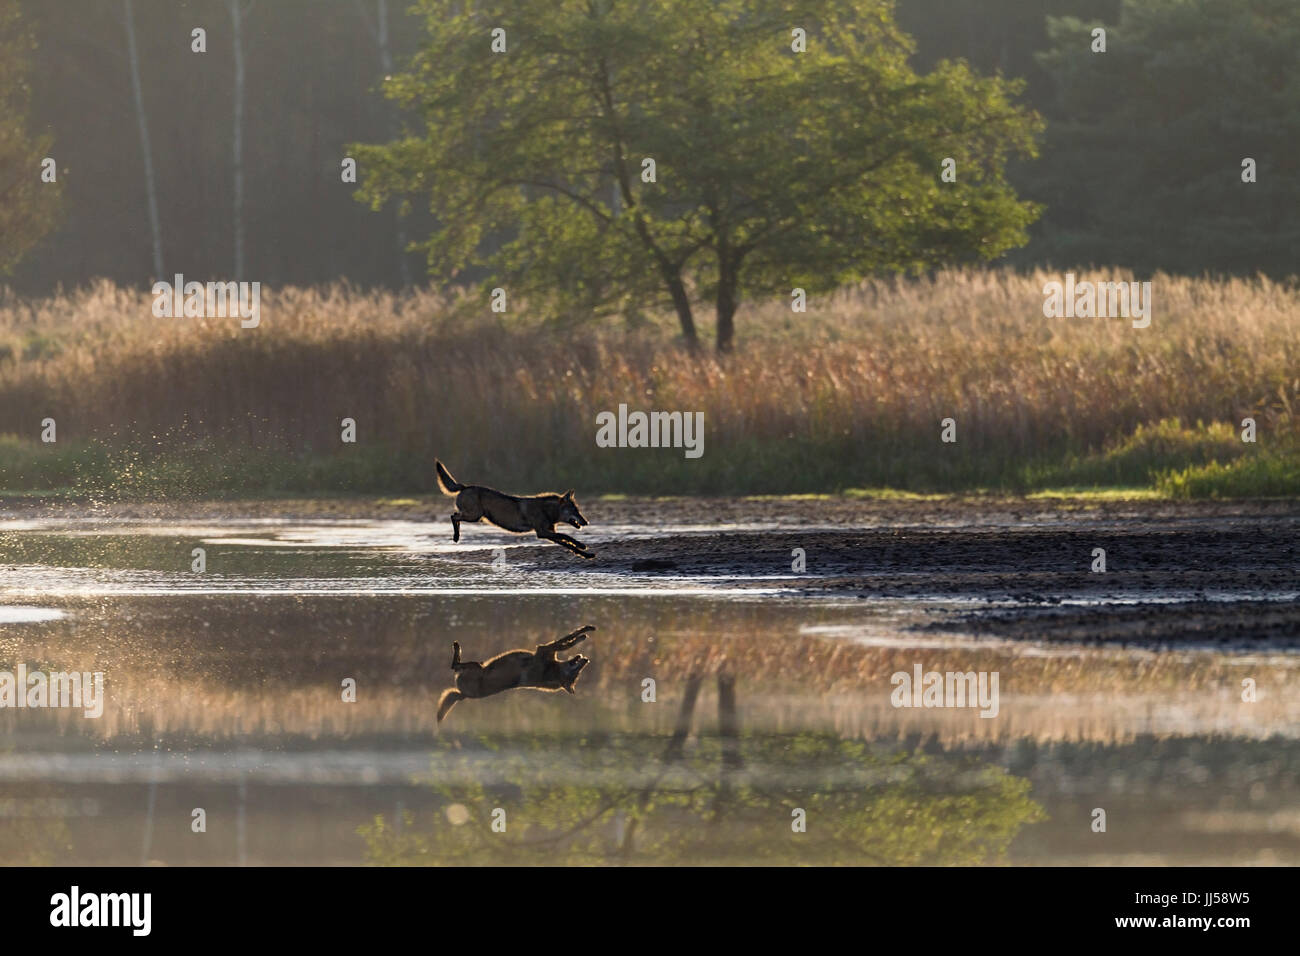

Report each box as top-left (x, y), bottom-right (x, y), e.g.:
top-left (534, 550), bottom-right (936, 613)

top-left (434, 459), bottom-right (593, 558)
top-left (436, 625), bottom-right (595, 722)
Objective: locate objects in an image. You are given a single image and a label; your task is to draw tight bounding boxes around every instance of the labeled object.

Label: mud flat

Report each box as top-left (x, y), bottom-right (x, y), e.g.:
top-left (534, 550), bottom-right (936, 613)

top-left (485, 497), bottom-right (1300, 650)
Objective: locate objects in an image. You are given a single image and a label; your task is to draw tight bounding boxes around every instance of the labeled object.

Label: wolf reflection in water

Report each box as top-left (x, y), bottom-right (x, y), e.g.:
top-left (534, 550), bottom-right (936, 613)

top-left (437, 626), bottom-right (595, 722)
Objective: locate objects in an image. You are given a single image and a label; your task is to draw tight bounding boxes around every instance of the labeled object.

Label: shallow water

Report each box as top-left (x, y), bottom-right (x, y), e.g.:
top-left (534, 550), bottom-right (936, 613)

top-left (0, 512), bottom-right (1296, 865)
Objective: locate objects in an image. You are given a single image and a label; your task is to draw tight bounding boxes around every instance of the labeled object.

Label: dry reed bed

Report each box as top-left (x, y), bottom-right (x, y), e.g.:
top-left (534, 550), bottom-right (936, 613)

top-left (1, 270), bottom-right (1296, 490)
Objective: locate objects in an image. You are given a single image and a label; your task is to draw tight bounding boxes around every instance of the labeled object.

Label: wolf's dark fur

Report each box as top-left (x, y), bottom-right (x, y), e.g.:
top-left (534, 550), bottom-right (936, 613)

top-left (435, 459), bottom-right (593, 558)
top-left (436, 625), bottom-right (594, 722)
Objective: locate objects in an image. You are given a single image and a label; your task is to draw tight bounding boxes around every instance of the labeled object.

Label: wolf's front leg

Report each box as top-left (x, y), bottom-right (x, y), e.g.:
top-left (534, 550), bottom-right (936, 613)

top-left (539, 529), bottom-right (595, 559)
top-left (555, 534), bottom-right (595, 558)
top-left (538, 625), bottom-right (595, 657)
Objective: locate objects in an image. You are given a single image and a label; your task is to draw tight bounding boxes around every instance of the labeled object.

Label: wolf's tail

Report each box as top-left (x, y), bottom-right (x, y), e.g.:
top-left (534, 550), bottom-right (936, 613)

top-left (435, 459), bottom-right (465, 495)
top-left (437, 688), bottom-right (464, 722)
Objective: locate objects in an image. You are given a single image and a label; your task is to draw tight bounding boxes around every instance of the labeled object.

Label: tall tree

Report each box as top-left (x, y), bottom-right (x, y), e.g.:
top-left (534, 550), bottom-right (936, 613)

top-left (354, 0), bottom-right (1041, 351)
top-left (122, 0), bottom-right (164, 279)
top-left (0, 0), bottom-right (60, 275)
top-left (1023, 0), bottom-right (1300, 277)
top-left (356, 0), bottom-right (412, 288)
top-left (228, 0), bottom-right (255, 277)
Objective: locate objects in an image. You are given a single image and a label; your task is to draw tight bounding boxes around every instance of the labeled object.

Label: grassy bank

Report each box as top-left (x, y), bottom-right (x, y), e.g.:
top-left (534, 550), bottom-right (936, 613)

top-left (1, 270), bottom-right (1296, 498)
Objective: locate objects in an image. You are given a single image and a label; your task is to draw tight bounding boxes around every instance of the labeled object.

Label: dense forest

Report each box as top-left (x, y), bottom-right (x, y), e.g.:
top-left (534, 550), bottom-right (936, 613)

top-left (5, 0), bottom-right (1296, 293)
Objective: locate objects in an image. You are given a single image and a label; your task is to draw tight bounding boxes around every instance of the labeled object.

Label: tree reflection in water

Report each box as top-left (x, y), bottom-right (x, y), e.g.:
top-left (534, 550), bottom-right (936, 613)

top-left (361, 676), bottom-right (1044, 865)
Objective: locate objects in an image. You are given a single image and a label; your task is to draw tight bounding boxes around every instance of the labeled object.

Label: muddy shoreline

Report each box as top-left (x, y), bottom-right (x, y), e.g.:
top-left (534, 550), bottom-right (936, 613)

top-left (5, 495), bottom-right (1297, 648)
top-left (543, 510), bottom-right (1299, 648)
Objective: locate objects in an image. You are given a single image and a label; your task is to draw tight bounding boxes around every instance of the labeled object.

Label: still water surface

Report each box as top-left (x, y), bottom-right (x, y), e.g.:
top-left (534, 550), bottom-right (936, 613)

top-left (0, 515), bottom-right (1295, 864)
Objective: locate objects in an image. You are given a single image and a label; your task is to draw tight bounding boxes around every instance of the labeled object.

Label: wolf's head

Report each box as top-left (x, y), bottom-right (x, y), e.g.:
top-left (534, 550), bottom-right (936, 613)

top-left (558, 490), bottom-right (588, 529)
top-left (560, 654), bottom-right (590, 694)
top-left (564, 655), bottom-right (595, 691)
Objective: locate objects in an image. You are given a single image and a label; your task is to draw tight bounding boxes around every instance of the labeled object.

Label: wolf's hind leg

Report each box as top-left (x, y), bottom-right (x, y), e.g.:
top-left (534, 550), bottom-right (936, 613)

top-left (451, 513), bottom-right (462, 542)
top-left (450, 640), bottom-right (464, 670)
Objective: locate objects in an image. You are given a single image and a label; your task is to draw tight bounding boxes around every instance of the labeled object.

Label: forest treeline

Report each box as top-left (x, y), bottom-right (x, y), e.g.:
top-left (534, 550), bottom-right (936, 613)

top-left (6, 0), bottom-right (1296, 294)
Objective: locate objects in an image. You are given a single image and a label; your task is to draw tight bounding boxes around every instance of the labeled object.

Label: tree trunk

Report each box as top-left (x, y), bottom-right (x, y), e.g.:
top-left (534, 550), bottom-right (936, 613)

top-left (123, 0), bottom-right (164, 279)
top-left (620, 672), bottom-right (704, 859)
top-left (375, 0), bottom-right (412, 288)
top-left (230, 0), bottom-right (246, 277)
top-left (718, 674), bottom-right (743, 771)
top-left (715, 254), bottom-right (738, 353)
top-left (664, 271), bottom-right (699, 349)
top-left (664, 674), bottom-right (703, 762)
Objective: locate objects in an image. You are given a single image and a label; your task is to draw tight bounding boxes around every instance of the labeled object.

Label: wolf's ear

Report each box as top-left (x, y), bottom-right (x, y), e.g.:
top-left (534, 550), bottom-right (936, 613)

top-left (564, 489), bottom-right (574, 499)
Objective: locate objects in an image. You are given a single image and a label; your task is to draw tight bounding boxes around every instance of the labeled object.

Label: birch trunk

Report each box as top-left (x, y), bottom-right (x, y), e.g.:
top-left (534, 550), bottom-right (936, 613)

top-left (230, 0), bottom-right (246, 276)
top-left (375, 0), bottom-right (411, 287)
top-left (123, 0), bottom-right (164, 278)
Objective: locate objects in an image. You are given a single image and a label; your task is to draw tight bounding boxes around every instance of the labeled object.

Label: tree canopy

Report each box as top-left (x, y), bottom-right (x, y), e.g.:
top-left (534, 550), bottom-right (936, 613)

top-left (0, 0), bottom-right (60, 275)
top-left (354, 0), bottom-right (1041, 350)
top-left (1019, 0), bottom-right (1300, 277)
top-left (360, 731), bottom-right (1045, 865)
